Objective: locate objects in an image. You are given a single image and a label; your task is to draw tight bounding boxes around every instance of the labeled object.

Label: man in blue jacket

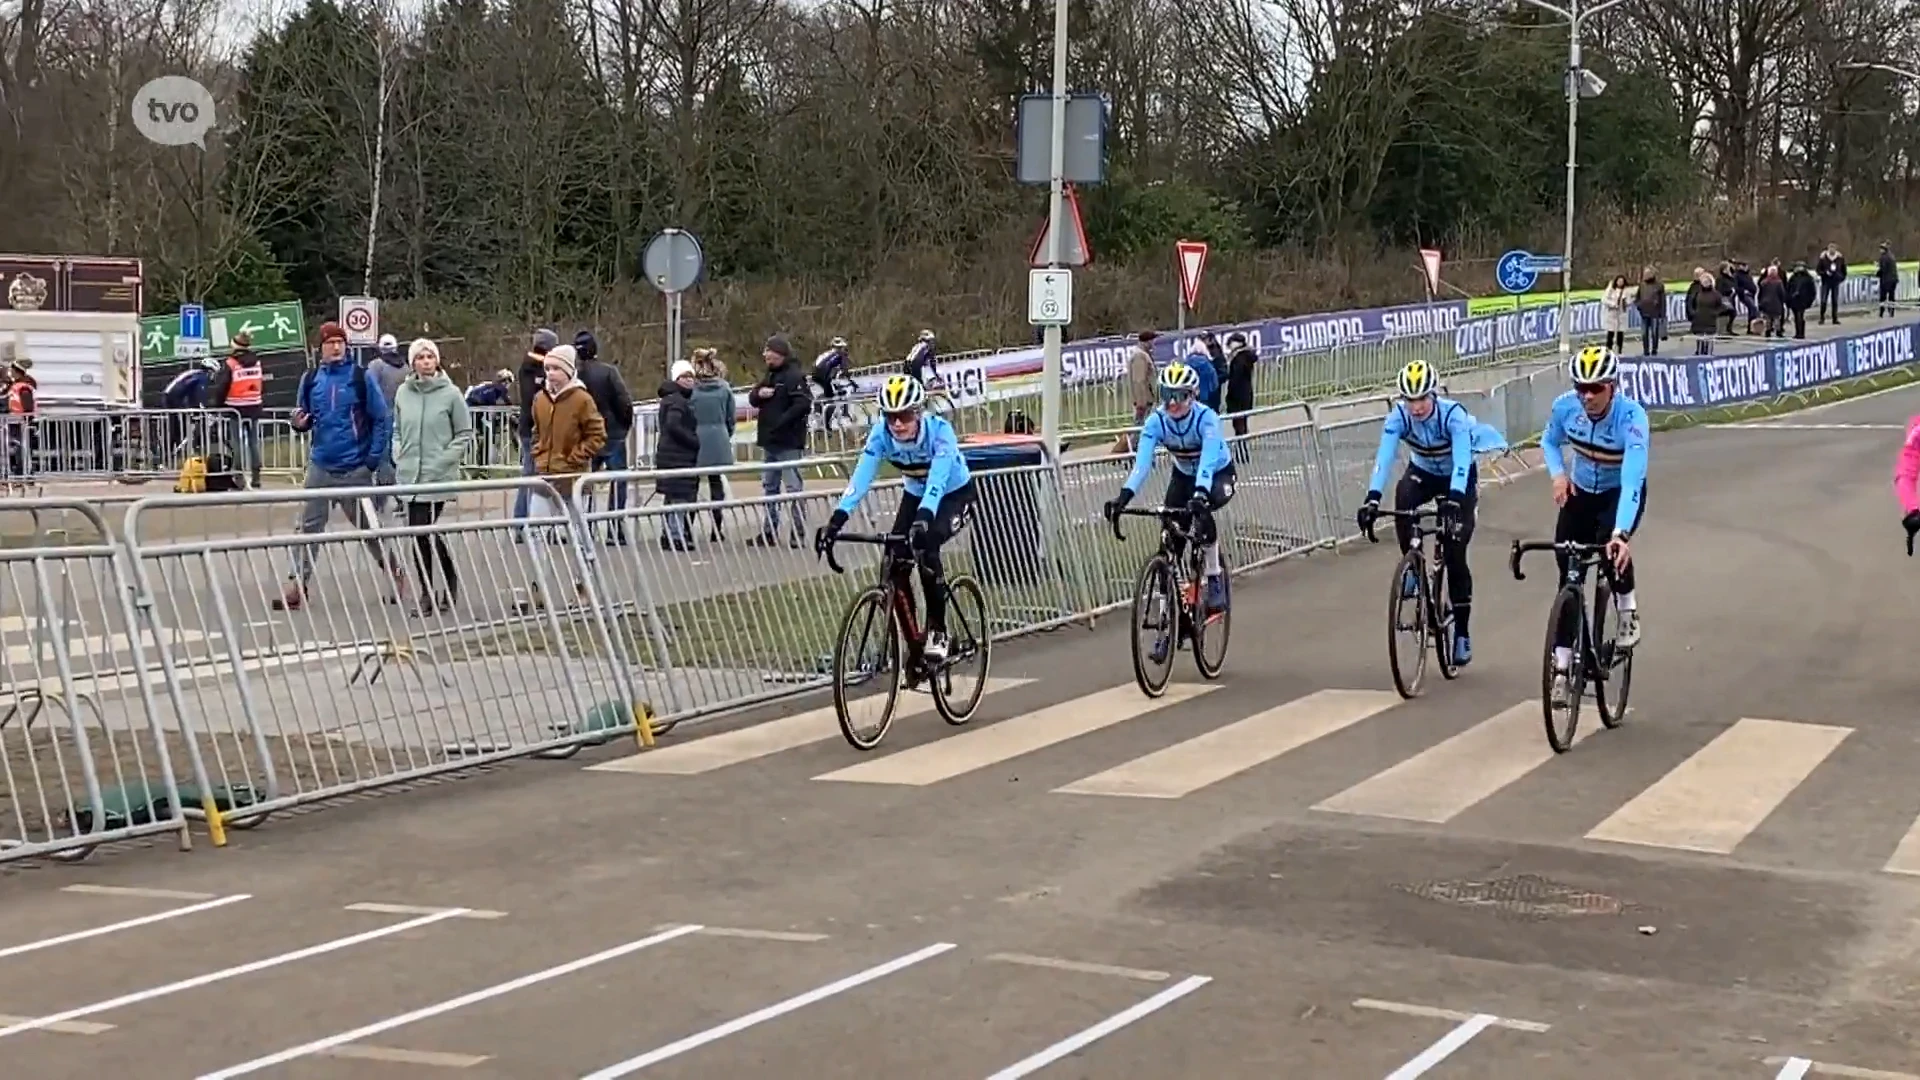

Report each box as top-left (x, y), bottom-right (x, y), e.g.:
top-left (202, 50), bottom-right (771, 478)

top-left (272, 320), bottom-right (399, 612)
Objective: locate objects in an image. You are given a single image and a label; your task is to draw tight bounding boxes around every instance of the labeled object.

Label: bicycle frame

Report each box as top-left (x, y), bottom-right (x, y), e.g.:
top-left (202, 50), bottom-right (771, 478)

top-left (824, 530), bottom-right (929, 652)
top-left (1509, 537), bottom-right (1629, 679)
top-left (1110, 505), bottom-right (1210, 580)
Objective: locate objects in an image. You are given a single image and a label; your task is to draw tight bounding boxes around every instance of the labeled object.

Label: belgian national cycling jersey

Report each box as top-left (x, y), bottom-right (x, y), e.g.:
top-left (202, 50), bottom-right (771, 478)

top-left (1542, 389), bottom-right (1651, 533)
top-left (837, 411), bottom-right (972, 515)
top-left (1122, 402), bottom-right (1231, 495)
top-left (1365, 396), bottom-right (1504, 497)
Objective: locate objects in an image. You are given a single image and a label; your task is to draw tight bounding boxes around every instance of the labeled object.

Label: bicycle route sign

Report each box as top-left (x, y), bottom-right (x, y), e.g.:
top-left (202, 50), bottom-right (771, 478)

top-left (140, 301), bottom-right (307, 363)
top-left (1496, 249), bottom-right (1566, 295)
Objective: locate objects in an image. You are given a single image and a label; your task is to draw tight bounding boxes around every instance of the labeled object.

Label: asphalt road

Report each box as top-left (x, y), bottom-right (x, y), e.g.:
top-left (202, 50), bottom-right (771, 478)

top-left (0, 373), bottom-right (1917, 1078)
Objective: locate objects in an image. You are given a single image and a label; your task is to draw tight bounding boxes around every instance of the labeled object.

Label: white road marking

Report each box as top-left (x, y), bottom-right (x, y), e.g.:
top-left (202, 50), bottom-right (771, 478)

top-left (0, 909), bottom-right (468, 1041)
top-left (60, 884), bottom-right (219, 901)
top-left (1586, 718), bottom-right (1850, 853)
top-left (0, 1014), bottom-right (114, 1034)
top-left (685, 926), bottom-right (830, 943)
top-left (1721, 422), bottom-right (1902, 430)
top-left (1314, 703), bottom-right (1591, 823)
top-left (0, 894), bottom-right (250, 960)
top-left (578, 942), bottom-right (958, 1077)
top-left (1765, 1056), bottom-right (1920, 1079)
top-left (983, 974), bottom-right (1211, 1079)
top-left (1352, 998), bottom-right (1551, 1033)
top-left (344, 902), bottom-right (506, 919)
top-left (985, 952), bottom-right (1171, 982)
top-left (197, 924), bottom-right (701, 1078)
top-left (1384, 1012), bottom-right (1498, 1078)
top-left (319, 1045), bottom-right (490, 1068)
top-left (1884, 809), bottom-right (1920, 876)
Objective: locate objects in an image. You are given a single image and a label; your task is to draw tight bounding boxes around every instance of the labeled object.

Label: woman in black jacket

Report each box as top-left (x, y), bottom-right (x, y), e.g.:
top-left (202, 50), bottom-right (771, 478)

top-left (1684, 268), bottom-right (1723, 355)
top-left (1223, 333), bottom-right (1258, 463)
top-left (1756, 266), bottom-right (1788, 338)
top-left (652, 364), bottom-right (702, 551)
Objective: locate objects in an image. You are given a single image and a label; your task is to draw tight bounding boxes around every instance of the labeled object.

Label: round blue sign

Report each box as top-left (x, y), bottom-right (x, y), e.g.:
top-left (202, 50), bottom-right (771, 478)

top-left (1496, 249), bottom-right (1537, 295)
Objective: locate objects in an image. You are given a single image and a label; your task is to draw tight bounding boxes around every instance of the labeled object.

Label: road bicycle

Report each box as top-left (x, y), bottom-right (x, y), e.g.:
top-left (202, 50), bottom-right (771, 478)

top-left (821, 529), bottom-right (991, 750)
top-left (1509, 538), bottom-right (1636, 753)
top-left (1361, 506), bottom-right (1460, 698)
top-left (1112, 505), bottom-right (1231, 697)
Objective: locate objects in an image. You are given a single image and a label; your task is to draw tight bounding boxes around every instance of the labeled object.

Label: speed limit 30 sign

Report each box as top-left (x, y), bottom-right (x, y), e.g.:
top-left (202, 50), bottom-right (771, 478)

top-left (339, 295), bottom-right (380, 346)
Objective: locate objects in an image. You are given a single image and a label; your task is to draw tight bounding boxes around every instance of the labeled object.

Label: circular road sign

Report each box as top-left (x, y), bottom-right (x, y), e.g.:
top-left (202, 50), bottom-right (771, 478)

top-left (344, 306), bottom-right (373, 333)
top-left (643, 229), bottom-right (705, 294)
top-left (1496, 249), bottom-right (1537, 295)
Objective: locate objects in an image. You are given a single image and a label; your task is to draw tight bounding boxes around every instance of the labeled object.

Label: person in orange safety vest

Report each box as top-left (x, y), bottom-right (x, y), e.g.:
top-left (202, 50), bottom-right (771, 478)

top-left (208, 331), bottom-right (263, 487)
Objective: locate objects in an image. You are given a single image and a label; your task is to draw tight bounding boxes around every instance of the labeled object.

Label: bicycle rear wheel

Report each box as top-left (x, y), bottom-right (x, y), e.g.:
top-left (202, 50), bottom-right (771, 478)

top-left (1387, 549), bottom-right (1428, 699)
top-left (1130, 554), bottom-right (1178, 698)
top-left (1192, 547), bottom-right (1231, 680)
top-left (932, 575), bottom-right (991, 725)
top-left (1542, 586), bottom-right (1585, 753)
top-left (1592, 580), bottom-right (1633, 728)
top-left (832, 587), bottom-right (902, 750)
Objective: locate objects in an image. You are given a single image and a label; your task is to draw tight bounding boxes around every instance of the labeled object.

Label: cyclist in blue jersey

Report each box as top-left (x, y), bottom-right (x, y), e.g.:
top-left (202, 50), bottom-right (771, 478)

top-left (1101, 361), bottom-right (1236, 615)
top-left (1356, 359), bottom-right (1507, 666)
top-left (1541, 345), bottom-right (1649, 703)
top-left (162, 356), bottom-right (219, 410)
top-left (817, 373), bottom-right (977, 664)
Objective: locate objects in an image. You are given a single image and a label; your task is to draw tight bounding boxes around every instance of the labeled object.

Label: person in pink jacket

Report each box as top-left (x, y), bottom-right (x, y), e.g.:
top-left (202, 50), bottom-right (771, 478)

top-left (1897, 414), bottom-right (1920, 550)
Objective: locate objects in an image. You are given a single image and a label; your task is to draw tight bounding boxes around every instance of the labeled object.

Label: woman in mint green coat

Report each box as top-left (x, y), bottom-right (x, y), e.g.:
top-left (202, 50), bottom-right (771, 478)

top-left (392, 338), bottom-right (473, 612)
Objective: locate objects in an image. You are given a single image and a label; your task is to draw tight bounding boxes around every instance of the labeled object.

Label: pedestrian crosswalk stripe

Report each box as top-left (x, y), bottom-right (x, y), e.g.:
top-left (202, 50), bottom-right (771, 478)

top-left (1585, 718), bottom-right (1851, 854)
top-left (1054, 689), bottom-right (1400, 799)
top-left (3, 629), bottom-right (212, 667)
top-left (1879, 811), bottom-right (1920, 877)
top-left (813, 683), bottom-right (1218, 787)
top-left (589, 679), bottom-right (1033, 775)
top-left (1312, 703), bottom-right (1589, 823)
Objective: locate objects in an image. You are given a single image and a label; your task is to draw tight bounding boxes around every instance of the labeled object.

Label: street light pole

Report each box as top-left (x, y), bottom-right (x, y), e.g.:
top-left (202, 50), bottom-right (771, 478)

top-left (1039, 0), bottom-right (1070, 460)
top-left (1517, 0), bottom-right (1627, 357)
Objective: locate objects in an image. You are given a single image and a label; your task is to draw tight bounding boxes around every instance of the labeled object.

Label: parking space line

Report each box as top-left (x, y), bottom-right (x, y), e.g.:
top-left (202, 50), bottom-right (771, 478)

top-left (319, 1044), bottom-right (490, 1068)
top-left (1385, 1013), bottom-right (1498, 1079)
top-left (1353, 998), bottom-right (1551, 1033)
top-left (578, 941), bottom-right (958, 1078)
top-left (0, 1014), bottom-right (114, 1035)
top-left (986, 952), bottom-right (1171, 983)
top-left (0, 908), bottom-right (469, 1041)
top-left (1767, 1056), bottom-right (1920, 1079)
top-left (61, 884), bottom-right (219, 901)
top-left (195, 924), bottom-right (703, 1079)
top-left (344, 902), bottom-right (507, 920)
top-left (0, 894), bottom-right (250, 960)
top-left (984, 973), bottom-right (1211, 1079)
top-left (683, 926), bottom-right (829, 943)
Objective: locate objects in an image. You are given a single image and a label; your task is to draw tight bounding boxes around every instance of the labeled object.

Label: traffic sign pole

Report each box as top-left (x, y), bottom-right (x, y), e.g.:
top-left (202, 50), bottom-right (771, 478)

top-left (1038, 0), bottom-right (1070, 460)
top-left (643, 228), bottom-right (705, 365)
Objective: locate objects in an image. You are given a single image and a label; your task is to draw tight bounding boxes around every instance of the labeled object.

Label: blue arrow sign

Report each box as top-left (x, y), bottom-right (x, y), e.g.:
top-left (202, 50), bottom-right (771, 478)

top-left (1496, 250), bottom-right (1537, 294)
top-left (178, 303), bottom-right (205, 341)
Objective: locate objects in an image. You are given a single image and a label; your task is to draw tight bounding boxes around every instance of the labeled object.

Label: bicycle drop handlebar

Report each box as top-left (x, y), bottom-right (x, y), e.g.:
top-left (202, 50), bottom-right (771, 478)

top-left (1360, 506), bottom-right (1439, 545)
top-left (819, 530), bottom-right (910, 575)
top-left (1108, 505), bottom-right (1200, 544)
top-left (1508, 538), bottom-right (1612, 582)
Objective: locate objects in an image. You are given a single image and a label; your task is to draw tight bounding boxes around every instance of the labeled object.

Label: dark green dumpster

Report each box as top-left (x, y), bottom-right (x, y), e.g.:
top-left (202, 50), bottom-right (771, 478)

top-left (959, 434), bottom-right (1047, 588)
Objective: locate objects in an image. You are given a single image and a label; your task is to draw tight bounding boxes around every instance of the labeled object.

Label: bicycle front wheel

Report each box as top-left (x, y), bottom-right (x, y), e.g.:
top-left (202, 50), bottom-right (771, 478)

top-left (1130, 554), bottom-right (1178, 698)
top-left (932, 575), bottom-right (991, 725)
top-left (832, 587), bottom-right (903, 751)
top-left (1592, 580), bottom-right (1633, 728)
top-left (1542, 586), bottom-right (1585, 753)
top-left (1387, 549), bottom-right (1429, 699)
top-left (1431, 551), bottom-right (1458, 682)
top-left (1192, 548), bottom-right (1231, 680)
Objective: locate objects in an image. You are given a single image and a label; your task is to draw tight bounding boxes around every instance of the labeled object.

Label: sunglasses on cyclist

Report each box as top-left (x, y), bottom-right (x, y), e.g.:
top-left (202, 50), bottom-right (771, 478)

top-left (1573, 381), bottom-right (1611, 396)
top-left (1160, 388), bottom-right (1195, 403)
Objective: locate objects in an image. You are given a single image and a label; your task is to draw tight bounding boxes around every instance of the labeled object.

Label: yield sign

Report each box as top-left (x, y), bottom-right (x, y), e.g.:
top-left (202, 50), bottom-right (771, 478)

top-left (1419, 248), bottom-right (1443, 294)
top-left (1176, 240), bottom-right (1208, 310)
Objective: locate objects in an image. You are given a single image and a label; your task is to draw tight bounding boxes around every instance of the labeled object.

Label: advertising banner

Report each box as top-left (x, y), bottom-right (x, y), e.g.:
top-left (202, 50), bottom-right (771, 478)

top-left (1616, 322), bottom-right (1918, 411)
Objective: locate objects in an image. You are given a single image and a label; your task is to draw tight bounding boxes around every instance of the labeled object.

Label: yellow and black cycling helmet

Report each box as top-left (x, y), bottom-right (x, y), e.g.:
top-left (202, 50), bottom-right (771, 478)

top-left (1568, 345), bottom-right (1620, 385)
top-left (1158, 362), bottom-right (1201, 396)
top-left (1396, 360), bottom-right (1437, 399)
top-left (878, 374), bottom-right (926, 414)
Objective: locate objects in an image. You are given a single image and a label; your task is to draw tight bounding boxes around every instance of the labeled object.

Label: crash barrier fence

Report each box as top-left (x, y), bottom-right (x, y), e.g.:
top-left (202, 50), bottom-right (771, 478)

top-left (0, 367), bottom-right (1572, 865)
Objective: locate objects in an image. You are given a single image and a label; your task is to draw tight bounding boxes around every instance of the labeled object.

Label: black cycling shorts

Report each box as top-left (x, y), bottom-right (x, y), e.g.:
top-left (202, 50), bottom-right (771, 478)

top-left (1162, 464), bottom-right (1237, 511)
top-left (890, 479), bottom-right (976, 550)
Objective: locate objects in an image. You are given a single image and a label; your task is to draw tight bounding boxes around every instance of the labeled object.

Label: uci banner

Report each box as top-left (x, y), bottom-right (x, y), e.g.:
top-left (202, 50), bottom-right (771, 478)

top-left (1616, 322), bottom-right (1919, 410)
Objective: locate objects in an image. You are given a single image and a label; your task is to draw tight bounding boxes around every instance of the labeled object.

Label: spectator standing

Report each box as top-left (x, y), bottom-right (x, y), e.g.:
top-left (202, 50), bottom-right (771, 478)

top-left (1757, 266), bottom-right (1787, 338)
top-left (366, 333), bottom-right (408, 520)
top-left (1224, 332), bottom-right (1256, 431)
top-left (272, 321), bottom-right (398, 612)
top-left (652, 359), bottom-right (702, 550)
top-left (1785, 261), bottom-right (1817, 339)
top-left (1878, 241), bottom-right (1899, 317)
top-left (749, 334), bottom-right (810, 547)
top-left (574, 331), bottom-right (635, 545)
top-left (1816, 244), bottom-right (1846, 324)
top-left (1116, 330), bottom-right (1157, 454)
top-left (391, 337), bottom-right (473, 614)
top-left (513, 329), bottom-right (558, 536)
top-left (525, 344), bottom-right (605, 608)
top-left (4, 352), bottom-right (36, 480)
top-left (1714, 261), bottom-right (1738, 335)
top-left (689, 348), bottom-right (737, 542)
top-left (1685, 268), bottom-right (1723, 356)
top-left (1633, 266), bottom-right (1667, 356)
top-left (207, 330), bottom-right (265, 488)
top-left (1185, 341), bottom-right (1219, 412)
top-left (1200, 332), bottom-right (1227, 413)
top-left (1732, 260), bottom-right (1758, 330)
top-left (1600, 274), bottom-right (1631, 352)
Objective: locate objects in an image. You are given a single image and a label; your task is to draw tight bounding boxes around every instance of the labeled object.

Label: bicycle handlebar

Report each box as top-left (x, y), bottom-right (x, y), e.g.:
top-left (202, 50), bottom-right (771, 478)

top-left (1508, 538), bottom-right (1611, 582)
top-left (1360, 506), bottom-right (1439, 545)
top-left (1108, 505), bottom-right (1199, 543)
top-left (818, 530), bottom-right (909, 575)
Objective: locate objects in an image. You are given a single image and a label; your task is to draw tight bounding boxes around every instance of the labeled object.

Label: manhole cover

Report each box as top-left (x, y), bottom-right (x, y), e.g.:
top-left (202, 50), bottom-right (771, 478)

top-left (1393, 873), bottom-right (1626, 919)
